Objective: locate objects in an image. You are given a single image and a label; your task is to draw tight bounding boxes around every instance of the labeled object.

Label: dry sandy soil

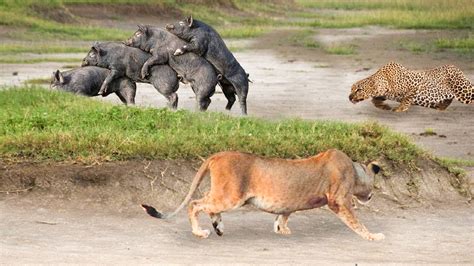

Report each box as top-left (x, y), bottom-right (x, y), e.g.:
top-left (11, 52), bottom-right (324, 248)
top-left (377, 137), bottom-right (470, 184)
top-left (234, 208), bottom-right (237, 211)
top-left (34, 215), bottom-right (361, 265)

top-left (0, 160), bottom-right (472, 264)
top-left (1, 25), bottom-right (474, 263)
top-left (1, 201), bottom-right (472, 264)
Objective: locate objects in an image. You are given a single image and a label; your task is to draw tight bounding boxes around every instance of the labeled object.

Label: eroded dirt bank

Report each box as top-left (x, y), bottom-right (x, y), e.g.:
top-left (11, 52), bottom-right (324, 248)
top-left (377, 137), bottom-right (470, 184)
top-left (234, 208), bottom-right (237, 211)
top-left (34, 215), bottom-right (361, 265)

top-left (0, 160), bottom-right (472, 264)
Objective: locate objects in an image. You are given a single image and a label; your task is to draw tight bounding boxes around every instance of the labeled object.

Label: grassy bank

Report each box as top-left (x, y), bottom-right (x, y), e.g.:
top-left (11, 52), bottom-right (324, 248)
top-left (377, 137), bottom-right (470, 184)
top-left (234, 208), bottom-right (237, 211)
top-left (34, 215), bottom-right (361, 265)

top-left (0, 87), bottom-right (422, 164)
top-left (0, 0), bottom-right (275, 41)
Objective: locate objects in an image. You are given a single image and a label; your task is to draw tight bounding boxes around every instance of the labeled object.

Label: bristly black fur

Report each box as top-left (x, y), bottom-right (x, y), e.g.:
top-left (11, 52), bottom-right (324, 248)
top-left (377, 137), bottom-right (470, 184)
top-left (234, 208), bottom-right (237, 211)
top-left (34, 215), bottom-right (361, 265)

top-left (141, 204), bottom-right (163, 219)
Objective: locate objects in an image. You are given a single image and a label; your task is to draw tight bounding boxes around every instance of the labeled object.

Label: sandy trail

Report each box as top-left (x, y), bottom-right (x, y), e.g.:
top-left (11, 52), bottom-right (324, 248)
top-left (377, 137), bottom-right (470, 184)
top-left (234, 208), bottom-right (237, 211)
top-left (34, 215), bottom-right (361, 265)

top-left (1, 201), bottom-right (473, 264)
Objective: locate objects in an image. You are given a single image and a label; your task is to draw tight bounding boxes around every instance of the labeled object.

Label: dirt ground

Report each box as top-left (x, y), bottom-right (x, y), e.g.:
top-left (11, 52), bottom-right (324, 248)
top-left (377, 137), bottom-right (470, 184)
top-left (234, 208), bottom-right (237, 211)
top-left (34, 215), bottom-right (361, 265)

top-left (1, 201), bottom-right (472, 264)
top-left (0, 160), bottom-right (472, 264)
top-left (1, 24), bottom-right (474, 263)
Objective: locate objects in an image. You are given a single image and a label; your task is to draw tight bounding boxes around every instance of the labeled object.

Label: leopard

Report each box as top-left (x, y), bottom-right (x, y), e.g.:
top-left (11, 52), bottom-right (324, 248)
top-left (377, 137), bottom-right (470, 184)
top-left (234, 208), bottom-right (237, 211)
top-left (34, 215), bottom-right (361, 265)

top-left (349, 62), bottom-right (473, 112)
top-left (141, 149), bottom-right (384, 241)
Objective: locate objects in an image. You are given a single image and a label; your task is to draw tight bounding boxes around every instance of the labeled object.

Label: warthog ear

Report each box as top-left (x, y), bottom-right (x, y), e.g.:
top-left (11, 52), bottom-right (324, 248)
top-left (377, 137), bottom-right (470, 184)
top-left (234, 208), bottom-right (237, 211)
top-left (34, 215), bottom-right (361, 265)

top-left (367, 161), bottom-right (381, 175)
top-left (91, 41), bottom-right (100, 54)
top-left (186, 15), bottom-right (193, 27)
top-left (138, 24), bottom-right (148, 35)
top-left (91, 42), bottom-right (106, 56)
top-left (53, 70), bottom-right (64, 84)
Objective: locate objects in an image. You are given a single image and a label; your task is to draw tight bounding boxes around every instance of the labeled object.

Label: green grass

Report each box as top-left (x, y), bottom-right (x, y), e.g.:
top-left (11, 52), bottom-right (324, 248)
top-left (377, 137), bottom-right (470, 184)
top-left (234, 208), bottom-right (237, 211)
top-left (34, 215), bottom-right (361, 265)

top-left (324, 44), bottom-right (357, 55)
top-left (218, 26), bottom-right (268, 39)
top-left (295, 0), bottom-right (473, 29)
top-left (0, 44), bottom-right (89, 54)
top-left (23, 77), bottom-right (51, 85)
top-left (398, 36), bottom-right (474, 55)
top-left (284, 29), bottom-right (320, 48)
top-left (0, 57), bottom-right (82, 64)
top-left (437, 157), bottom-right (474, 168)
top-left (0, 87), bottom-right (423, 164)
top-left (399, 40), bottom-right (430, 54)
top-left (435, 157), bottom-right (473, 197)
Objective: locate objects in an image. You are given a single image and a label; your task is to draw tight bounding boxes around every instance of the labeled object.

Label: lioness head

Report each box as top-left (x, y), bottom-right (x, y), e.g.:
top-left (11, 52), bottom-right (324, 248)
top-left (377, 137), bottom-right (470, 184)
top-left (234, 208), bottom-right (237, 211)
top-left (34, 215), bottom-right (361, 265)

top-left (353, 162), bottom-right (381, 204)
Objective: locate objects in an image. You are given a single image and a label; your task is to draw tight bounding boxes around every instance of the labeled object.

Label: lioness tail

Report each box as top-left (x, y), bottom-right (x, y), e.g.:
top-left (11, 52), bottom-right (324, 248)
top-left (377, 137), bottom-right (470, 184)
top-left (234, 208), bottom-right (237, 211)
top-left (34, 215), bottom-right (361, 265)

top-left (141, 157), bottom-right (212, 219)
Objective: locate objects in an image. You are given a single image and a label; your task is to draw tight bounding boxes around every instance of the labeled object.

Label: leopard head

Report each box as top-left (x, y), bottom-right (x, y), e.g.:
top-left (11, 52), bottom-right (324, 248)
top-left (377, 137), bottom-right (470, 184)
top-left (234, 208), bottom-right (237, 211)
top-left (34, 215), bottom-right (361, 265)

top-left (349, 66), bottom-right (393, 104)
top-left (349, 77), bottom-right (376, 104)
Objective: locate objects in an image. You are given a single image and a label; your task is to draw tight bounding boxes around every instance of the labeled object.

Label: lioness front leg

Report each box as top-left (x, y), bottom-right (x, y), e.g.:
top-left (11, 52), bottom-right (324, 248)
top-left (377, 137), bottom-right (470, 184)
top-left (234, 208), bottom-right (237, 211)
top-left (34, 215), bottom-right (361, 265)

top-left (274, 214), bottom-right (291, 235)
top-left (328, 198), bottom-right (384, 241)
top-left (371, 97), bottom-right (391, 110)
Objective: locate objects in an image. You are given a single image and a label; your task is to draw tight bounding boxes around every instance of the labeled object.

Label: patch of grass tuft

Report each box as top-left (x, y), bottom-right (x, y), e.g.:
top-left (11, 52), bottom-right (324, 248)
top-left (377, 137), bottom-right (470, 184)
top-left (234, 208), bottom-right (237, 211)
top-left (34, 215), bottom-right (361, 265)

top-left (399, 40), bottom-right (430, 54)
top-left (24, 77), bottom-right (51, 85)
top-left (435, 35), bottom-right (474, 53)
top-left (0, 57), bottom-right (82, 64)
top-left (324, 44), bottom-right (357, 55)
top-left (218, 26), bottom-right (268, 39)
top-left (435, 157), bottom-right (473, 197)
top-left (0, 44), bottom-right (89, 54)
top-left (285, 29), bottom-right (320, 49)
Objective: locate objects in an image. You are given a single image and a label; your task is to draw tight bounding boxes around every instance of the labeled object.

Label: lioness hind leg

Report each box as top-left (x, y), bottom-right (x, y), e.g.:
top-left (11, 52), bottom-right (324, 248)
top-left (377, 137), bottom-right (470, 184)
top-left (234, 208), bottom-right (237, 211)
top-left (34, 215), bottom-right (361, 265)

top-left (189, 198), bottom-right (211, 238)
top-left (189, 196), bottom-right (242, 238)
top-left (210, 213), bottom-right (224, 236)
top-left (274, 214), bottom-right (292, 235)
top-left (328, 198), bottom-right (384, 241)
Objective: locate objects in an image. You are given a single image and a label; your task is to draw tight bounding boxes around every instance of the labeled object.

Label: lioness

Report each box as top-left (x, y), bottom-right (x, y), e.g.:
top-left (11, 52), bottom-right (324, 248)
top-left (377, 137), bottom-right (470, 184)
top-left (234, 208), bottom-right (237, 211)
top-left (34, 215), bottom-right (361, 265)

top-left (142, 149), bottom-right (384, 241)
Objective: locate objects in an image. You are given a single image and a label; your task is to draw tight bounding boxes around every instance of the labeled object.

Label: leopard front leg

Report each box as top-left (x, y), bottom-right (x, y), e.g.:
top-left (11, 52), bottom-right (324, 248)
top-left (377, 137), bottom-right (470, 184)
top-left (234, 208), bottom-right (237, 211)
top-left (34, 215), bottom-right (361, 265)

top-left (393, 96), bottom-right (414, 112)
top-left (371, 97), bottom-right (391, 110)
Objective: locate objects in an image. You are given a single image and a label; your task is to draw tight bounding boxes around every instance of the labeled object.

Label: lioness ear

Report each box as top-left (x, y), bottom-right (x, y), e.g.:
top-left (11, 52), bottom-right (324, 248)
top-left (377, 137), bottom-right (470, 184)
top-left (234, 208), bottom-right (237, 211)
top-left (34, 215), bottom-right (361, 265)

top-left (186, 15), bottom-right (193, 27)
top-left (367, 161), bottom-right (381, 175)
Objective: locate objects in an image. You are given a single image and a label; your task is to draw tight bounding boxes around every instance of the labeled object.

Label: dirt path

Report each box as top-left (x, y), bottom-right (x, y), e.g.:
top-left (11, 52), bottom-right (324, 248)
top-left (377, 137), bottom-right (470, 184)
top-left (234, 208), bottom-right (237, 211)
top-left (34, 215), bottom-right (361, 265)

top-left (1, 201), bottom-right (472, 264)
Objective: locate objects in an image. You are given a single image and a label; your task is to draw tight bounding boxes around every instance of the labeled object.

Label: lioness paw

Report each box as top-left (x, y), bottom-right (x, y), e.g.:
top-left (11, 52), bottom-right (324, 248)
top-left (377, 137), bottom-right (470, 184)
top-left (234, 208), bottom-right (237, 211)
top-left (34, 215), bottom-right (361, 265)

top-left (277, 227), bottom-right (292, 235)
top-left (274, 221), bottom-right (292, 235)
top-left (193, 229), bottom-right (211, 239)
top-left (368, 233), bottom-right (385, 241)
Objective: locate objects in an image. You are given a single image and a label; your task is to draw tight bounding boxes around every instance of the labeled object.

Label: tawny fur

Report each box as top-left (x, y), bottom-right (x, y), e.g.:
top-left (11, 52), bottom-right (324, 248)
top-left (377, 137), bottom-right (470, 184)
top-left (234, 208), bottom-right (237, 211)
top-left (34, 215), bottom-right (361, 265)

top-left (349, 62), bottom-right (473, 112)
top-left (142, 149), bottom-right (384, 241)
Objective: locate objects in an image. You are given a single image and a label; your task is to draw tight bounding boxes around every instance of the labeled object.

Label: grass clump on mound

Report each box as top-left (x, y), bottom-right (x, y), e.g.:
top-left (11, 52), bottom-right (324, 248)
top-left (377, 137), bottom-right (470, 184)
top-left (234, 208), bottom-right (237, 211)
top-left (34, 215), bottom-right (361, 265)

top-left (0, 87), bottom-right (422, 163)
